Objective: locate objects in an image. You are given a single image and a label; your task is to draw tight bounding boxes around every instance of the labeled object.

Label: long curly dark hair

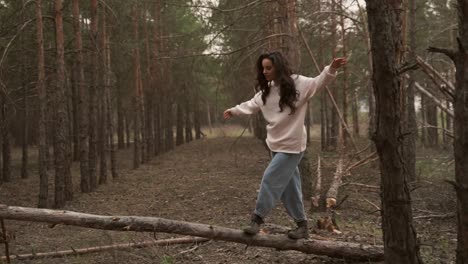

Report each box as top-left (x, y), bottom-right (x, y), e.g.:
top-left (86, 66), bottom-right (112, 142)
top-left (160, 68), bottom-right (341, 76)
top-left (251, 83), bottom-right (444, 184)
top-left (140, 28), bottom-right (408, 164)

top-left (256, 51), bottom-right (298, 114)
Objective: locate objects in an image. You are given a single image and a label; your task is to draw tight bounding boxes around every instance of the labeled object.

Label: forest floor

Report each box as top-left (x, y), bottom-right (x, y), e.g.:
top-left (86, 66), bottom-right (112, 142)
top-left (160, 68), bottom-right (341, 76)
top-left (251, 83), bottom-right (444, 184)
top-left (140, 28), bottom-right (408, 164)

top-left (0, 125), bottom-right (458, 264)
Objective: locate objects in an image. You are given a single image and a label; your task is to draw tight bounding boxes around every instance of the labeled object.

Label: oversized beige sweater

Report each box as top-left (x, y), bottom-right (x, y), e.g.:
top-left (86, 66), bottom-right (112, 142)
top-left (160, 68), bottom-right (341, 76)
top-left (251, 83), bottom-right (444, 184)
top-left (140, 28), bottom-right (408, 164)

top-left (229, 66), bottom-right (337, 153)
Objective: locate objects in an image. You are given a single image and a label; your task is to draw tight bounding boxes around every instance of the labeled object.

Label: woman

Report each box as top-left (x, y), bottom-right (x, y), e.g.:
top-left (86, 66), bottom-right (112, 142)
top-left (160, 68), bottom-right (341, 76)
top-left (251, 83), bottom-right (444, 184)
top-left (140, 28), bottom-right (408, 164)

top-left (223, 51), bottom-right (346, 239)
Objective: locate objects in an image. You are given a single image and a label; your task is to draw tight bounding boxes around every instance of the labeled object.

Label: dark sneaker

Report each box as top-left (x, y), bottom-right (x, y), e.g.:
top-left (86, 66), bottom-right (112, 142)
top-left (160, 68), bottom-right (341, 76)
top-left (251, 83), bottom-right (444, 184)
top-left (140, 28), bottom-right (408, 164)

top-left (243, 214), bottom-right (263, 235)
top-left (287, 220), bottom-right (309, 239)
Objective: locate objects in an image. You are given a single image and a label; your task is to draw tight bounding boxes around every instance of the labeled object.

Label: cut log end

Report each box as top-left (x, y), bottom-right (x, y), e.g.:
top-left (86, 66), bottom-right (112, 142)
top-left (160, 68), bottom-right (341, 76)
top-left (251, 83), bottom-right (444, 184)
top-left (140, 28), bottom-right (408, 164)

top-left (326, 198), bottom-right (337, 208)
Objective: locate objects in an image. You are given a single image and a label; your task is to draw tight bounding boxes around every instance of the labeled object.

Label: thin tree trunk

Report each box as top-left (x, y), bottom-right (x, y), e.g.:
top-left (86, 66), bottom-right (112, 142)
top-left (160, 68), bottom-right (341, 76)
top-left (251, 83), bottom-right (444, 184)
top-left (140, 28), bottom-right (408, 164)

top-left (125, 113), bottom-right (131, 148)
top-left (20, 0), bottom-right (29, 179)
top-left (117, 84), bottom-right (125, 149)
top-left (104, 24), bottom-right (117, 179)
top-left (352, 87), bottom-right (359, 136)
top-left (89, 0), bottom-right (98, 191)
top-left (133, 2), bottom-right (142, 169)
top-left (421, 94), bottom-right (427, 145)
top-left (73, 0), bottom-right (90, 192)
top-left (36, 0), bottom-right (48, 208)
top-left (143, 6), bottom-right (154, 160)
top-left (365, 0), bottom-right (423, 262)
top-left (339, 0), bottom-right (349, 145)
top-left (99, 8), bottom-right (108, 185)
top-left (54, 0), bottom-right (72, 207)
top-left (176, 101), bottom-right (184, 146)
top-left (184, 94), bottom-right (193, 143)
top-left (329, 0), bottom-right (338, 150)
top-left (426, 92), bottom-right (439, 147)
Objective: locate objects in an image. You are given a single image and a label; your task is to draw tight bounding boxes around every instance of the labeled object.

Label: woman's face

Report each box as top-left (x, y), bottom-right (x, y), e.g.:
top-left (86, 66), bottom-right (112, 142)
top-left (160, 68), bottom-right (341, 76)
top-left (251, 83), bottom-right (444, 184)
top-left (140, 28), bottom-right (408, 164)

top-left (262, 58), bottom-right (275, 81)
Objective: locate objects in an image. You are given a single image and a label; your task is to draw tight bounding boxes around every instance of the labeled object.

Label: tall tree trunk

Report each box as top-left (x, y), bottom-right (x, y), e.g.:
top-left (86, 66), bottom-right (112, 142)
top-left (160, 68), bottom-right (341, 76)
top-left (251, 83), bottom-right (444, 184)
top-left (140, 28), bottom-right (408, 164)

top-left (452, 2), bottom-right (468, 261)
top-left (99, 8), bottom-right (108, 185)
top-left (104, 19), bottom-right (117, 179)
top-left (36, 0), bottom-right (48, 208)
top-left (365, 0), bottom-right (423, 263)
top-left (73, 0), bottom-right (90, 193)
top-left (152, 0), bottom-right (162, 156)
top-left (54, 0), bottom-right (72, 207)
top-left (143, 6), bottom-right (154, 161)
top-left (133, 2), bottom-right (142, 169)
top-left (339, 0), bottom-right (349, 144)
top-left (21, 0), bottom-right (29, 179)
top-left (89, 0), bottom-right (98, 191)
top-left (403, 0), bottom-right (417, 182)
top-left (329, 0), bottom-right (339, 150)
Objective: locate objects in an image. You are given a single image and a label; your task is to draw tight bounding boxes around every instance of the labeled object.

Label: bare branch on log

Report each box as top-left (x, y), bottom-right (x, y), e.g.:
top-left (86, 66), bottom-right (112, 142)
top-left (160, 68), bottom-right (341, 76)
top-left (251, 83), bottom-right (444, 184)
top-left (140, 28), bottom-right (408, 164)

top-left (343, 152), bottom-right (378, 176)
top-left (413, 213), bottom-right (455, 220)
top-left (0, 237), bottom-right (208, 261)
top-left (341, 182), bottom-right (380, 191)
top-left (0, 204), bottom-right (383, 261)
top-left (311, 155), bottom-right (322, 208)
top-left (326, 126), bottom-right (346, 209)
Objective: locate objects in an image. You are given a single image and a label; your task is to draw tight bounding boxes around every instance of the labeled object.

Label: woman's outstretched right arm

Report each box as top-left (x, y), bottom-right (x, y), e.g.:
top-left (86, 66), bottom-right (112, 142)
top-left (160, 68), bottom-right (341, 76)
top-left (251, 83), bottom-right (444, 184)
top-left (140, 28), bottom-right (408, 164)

top-left (223, 92), bottom-right (262, 120)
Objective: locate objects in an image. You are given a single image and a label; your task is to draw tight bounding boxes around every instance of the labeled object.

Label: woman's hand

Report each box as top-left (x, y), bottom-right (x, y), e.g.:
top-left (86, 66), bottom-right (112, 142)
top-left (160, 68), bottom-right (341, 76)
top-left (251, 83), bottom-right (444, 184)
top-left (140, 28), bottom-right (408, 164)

top-left (223, 109), bottom-right (233, 120)
top-left (330, 57), bottom-right (347, 69)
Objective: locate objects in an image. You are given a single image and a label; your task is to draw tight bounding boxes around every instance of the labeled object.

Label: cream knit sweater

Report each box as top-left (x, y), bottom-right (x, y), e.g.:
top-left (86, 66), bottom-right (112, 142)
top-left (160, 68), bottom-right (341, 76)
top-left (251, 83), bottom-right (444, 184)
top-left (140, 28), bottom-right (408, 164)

top-left (229, 66), bottom-right (337, 153)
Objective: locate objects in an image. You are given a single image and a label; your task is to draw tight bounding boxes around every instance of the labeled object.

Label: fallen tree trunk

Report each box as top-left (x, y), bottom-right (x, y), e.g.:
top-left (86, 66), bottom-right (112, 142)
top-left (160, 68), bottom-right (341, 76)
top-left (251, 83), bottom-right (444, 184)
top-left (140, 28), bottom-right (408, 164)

top-left (410, 77), bottom-right (454, 118)
top-left (1, 237), bottom-right (208, 261)
top-left (0, 204), bottom-right (384, 261)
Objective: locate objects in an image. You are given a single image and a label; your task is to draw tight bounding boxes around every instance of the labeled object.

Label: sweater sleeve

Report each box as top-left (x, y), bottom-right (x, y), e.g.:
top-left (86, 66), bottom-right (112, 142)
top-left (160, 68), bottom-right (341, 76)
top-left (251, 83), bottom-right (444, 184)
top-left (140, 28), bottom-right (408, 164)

top-left (301, 65), bottom-right (337, 100)
top-left (229, 92), bottom-right (262, 116)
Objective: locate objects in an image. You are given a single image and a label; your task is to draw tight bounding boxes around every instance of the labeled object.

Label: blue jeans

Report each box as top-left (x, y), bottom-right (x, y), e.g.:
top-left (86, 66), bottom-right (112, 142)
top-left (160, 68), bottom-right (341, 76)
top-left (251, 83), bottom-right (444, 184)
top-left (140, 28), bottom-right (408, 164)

top-left (254, 151), bottom-right (306, 222)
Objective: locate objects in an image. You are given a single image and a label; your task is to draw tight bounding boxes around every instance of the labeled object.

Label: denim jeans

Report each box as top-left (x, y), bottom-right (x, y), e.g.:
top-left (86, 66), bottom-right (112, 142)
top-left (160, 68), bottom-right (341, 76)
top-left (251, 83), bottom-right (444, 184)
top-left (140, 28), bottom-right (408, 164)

top-left (254, 151), bottom-right (306, 222)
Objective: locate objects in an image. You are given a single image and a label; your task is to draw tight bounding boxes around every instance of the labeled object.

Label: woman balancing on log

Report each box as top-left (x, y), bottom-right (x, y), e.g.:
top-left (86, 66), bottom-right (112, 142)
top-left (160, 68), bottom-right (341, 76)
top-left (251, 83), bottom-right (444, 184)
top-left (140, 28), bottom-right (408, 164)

top-left (223, 51), bottom-right (347, 239)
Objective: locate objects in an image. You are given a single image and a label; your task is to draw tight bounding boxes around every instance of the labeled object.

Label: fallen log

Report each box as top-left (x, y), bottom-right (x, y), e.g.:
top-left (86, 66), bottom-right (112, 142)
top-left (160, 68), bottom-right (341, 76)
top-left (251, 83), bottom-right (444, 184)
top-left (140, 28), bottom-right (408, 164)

top-left (0, 204), bottom-right (384, 261)
top-left (1, 237), bottom-right (208, 261)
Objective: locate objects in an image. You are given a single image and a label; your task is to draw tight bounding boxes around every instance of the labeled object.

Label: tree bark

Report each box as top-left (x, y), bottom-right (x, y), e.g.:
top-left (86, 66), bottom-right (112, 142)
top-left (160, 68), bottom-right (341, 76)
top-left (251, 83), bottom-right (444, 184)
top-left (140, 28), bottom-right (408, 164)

top-left (73, 0), bottom-right (90, 193)
top-left (133, 2), bottom-right (142, 169)
top-left (365, 0), bottom-right (423, 263)
top-left (20, 0), bottom-right (29, 179)
top-left (99, 7), bottom-right (108, 185)
top-left (35, 0), bottom-right (48, 208)
top-left (89, 0), bottom-right (99, 191)
top-left (453, 2), bottom-right (468, 262)
top-left (404, 0), bottom-right (417, 181)
top-left (54, 0), bottom-right (72, 207)
top-left (0, 205), bottom-right (384, 261)
top-left (339, 0), bottom-right (349, 145)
